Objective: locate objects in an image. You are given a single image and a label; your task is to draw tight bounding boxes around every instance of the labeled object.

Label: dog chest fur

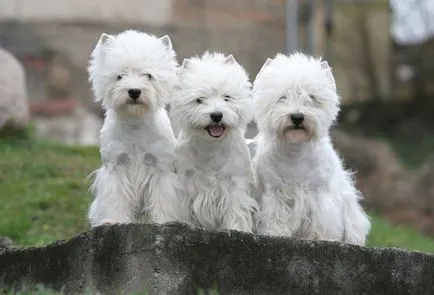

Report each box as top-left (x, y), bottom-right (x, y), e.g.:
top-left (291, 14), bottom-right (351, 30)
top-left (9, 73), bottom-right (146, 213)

top-left (176, 131), bottom-right (255, 229)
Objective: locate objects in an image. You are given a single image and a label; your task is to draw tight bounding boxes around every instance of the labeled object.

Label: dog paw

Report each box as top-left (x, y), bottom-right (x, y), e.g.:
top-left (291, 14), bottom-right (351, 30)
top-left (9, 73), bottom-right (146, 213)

top-left (185, 169), bottom-right (195, 178)
top-left (143, 153), bottom-right (158, 167)
top-left (116, 153), bottom-right (130, 166)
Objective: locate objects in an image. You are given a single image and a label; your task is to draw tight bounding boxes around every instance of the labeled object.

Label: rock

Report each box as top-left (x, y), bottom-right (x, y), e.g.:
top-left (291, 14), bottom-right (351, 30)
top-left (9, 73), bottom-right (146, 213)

top-left (417, 157), bottom-right (434, 210)
top-left (332, 129), bottom-right (417, 211)
top-left (0, 223), bottom-right (433, 295)
top-left (32, 103), bottom-right (102, 146)
top-left (0, 48), bottom-right (29, 135)
top-left (332, 129), bottom-right (434, 237)
top-left (0, 237), bottom-right (13, 249)
top-left (414, 157), bottom-right (434, 232)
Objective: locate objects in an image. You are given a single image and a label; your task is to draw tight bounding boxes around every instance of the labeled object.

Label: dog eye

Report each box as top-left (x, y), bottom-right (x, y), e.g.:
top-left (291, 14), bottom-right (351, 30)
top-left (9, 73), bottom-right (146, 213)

top-left (279, 95), bottom-right (287, 100)
top-left (144, 73), bottom-right (152, 80)
top-left (116, 75), bottom-right (123, 80)
top-left (309, 94), bottom-right (316, 101)
top-left (223, 94), bottom-right (231, 101)
top-left (196, 98), bottom-right (203, 104)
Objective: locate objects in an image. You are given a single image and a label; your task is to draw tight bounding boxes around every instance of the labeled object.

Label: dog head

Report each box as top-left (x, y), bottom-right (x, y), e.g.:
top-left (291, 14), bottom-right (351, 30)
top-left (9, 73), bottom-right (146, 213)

top-left (88, 30), bottom-right (178, 117)
top-left (170, 52), bottom-right (252, 140)
top-left (253, 53), bottom-right (340, 144)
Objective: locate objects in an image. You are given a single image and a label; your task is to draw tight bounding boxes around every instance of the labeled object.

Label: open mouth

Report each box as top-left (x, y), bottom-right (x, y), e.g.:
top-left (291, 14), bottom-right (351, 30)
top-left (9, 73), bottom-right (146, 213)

top-left (205, 124), bottom-right (226, 138)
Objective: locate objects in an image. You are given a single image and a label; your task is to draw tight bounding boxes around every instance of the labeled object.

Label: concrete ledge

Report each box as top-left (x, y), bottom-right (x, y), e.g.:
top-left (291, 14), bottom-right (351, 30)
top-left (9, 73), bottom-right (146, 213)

top-left (0, 222), bottom-right (433, 294)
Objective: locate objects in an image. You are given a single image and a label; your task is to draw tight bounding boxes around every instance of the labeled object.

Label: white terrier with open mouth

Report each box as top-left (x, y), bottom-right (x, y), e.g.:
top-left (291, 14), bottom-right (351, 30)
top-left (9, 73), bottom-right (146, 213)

top-left (252, 52), bottom-right (370, 245)
top-left (87, 30), bottom-right (187, 227)
top-left (170, 52), bottom-right (258, 232)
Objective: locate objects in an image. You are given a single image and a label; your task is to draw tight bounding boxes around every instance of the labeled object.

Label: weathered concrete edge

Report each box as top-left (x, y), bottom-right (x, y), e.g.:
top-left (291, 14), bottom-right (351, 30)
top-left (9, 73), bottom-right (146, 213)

top-left (0, 222), bottom-right (433, 295)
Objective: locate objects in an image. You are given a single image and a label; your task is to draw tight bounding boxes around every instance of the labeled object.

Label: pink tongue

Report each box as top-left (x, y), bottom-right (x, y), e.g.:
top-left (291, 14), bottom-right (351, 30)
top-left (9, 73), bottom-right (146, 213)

top-left (209, 125), bottom-right (224, 137)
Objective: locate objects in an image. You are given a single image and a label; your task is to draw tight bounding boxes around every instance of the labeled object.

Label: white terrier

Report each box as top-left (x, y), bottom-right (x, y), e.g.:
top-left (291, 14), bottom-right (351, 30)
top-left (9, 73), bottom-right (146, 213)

top-left (252, 52), bottom-right (371, 245)
top-left (87, 30), bottom-right (187, 227)
top-left (170, 52), bottom-right (258, 232)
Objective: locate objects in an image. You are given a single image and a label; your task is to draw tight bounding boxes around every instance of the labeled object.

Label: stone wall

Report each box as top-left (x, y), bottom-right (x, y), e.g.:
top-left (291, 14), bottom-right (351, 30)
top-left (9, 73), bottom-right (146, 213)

top-left (0, 0), bottom-right (172, 25)
top-left (0, 223), bottom-right (433, 294)
top-left (0, 0), bottom-right (391, 107)
top-left (0, 0), bottom-right (286, 115)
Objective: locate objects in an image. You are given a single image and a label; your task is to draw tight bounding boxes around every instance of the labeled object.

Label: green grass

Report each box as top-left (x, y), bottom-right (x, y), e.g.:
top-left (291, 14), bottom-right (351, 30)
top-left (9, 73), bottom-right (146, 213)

top-left (367, 215), bottom-right (434, 253)
top-left (0, 137), bottom-right (98, 246)
top-left (0, 137), bottom-right (433, 253)
top-left (1, 286), bottom-right (60, 295)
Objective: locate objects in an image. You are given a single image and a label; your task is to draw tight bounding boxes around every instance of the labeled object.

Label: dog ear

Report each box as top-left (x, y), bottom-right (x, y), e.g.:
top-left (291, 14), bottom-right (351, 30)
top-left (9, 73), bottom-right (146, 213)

top-left (99, 33), bottom-right (114, 45)
top-left (159, 35), bottom-right (173, 50)
top-left (92, 33), bottom-right (114, 57)
top-left (320, 60), bottom-right (331, 71)
top-left (224, 54), bottom-right (237, 65)
top-left (179, 58), bottom-right (192, 71)
top-left (320, 60), bottom-right (336, 90)
top-left (257, 58), bottom-right (273, 76)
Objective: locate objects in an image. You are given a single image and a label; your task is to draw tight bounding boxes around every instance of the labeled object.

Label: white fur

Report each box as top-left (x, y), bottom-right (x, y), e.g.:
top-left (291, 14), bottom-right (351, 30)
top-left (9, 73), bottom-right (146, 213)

top-left (171, 52), bottom-right (258, 232)
top-left (253, 52), bottom-right (370, 245)
top-left (87, 30), bottom-right (188, 227)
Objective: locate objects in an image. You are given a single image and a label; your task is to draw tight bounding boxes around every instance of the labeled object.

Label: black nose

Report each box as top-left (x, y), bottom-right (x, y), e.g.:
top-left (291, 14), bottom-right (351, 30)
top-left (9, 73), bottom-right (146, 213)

top-left (128, 89), bottom-right (141, 99)
top-left (290, 113), bottom-right (304, 125)
top-left (210, 111), bottom-right (223, 123)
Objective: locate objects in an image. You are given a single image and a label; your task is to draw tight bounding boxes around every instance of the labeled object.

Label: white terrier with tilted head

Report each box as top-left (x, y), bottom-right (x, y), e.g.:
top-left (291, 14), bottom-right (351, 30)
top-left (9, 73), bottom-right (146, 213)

top-left (170, 52), bottom-right (258, 232)
top-left (252, 52), bottom-right (370, 245)
top-left (87, 30), bottom-right (188, 227)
